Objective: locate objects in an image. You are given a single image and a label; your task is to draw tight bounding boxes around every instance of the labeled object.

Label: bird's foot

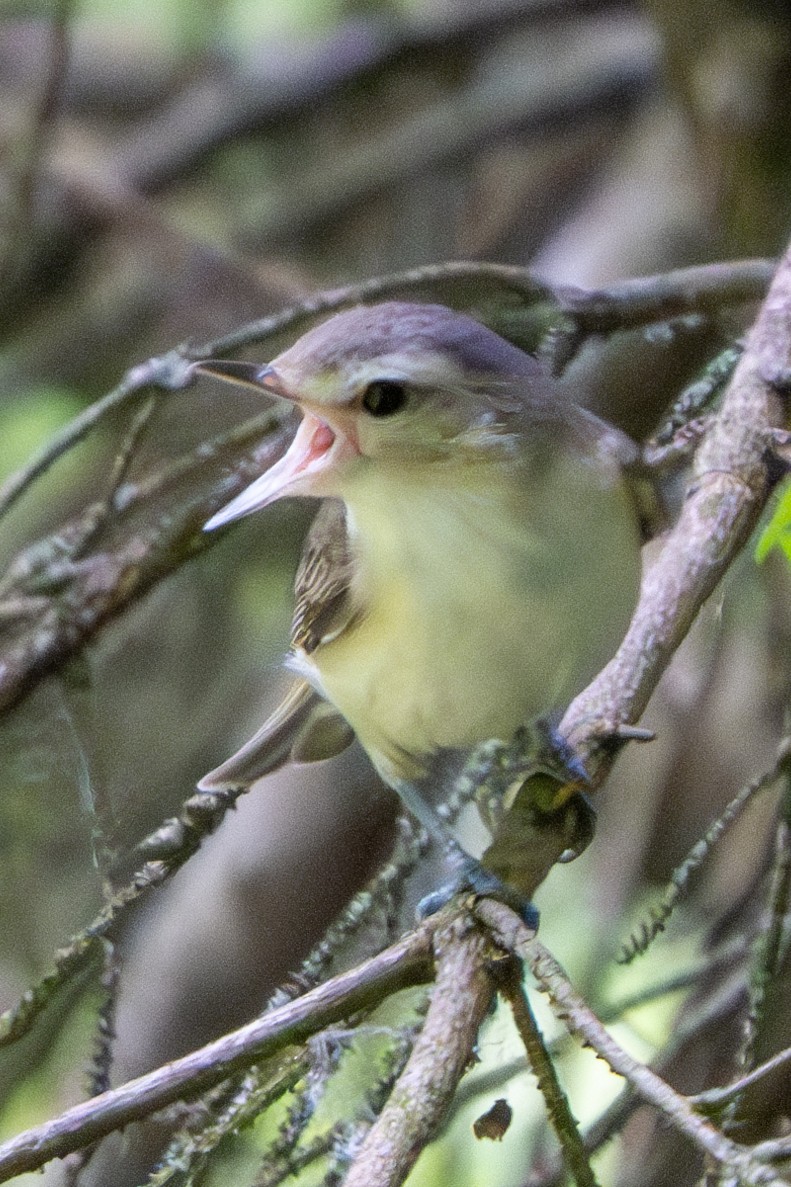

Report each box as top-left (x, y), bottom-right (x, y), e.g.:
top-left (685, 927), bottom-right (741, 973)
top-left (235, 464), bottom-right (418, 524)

top-left (417, 842), bottom-right (539, 929)
top-left (529, 719), bottom-right (590, 807)
top-left (469, 718), bottom-right (590, 837)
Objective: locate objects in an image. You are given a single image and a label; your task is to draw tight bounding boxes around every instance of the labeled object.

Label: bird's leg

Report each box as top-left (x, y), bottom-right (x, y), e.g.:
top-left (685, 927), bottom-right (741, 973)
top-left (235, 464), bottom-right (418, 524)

top-left (390, 722), bottom-right (595, 924)
top-left (406, 720), bottom-right (599, 924)
top-left (390, 771), bottom-right (540, 927)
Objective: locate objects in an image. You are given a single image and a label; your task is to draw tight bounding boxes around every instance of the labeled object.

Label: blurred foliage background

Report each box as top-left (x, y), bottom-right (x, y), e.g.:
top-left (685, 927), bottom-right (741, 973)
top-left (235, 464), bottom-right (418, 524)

top-left (1, 0), bottom-right (791, 1184)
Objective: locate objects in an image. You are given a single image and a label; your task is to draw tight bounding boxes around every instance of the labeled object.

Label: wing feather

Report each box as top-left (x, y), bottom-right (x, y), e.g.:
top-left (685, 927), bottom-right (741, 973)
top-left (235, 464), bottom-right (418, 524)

top-left (198, 679), bottom-right (354, 790)
top-left (292, 499), bottom-right (358, 653)
top-left (199, 503), bottom-right (360, 792)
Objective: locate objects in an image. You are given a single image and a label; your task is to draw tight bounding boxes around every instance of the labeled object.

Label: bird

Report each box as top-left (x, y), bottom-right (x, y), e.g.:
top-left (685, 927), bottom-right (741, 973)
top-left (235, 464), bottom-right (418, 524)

top-left (194, 301), bottom-right (647, 896)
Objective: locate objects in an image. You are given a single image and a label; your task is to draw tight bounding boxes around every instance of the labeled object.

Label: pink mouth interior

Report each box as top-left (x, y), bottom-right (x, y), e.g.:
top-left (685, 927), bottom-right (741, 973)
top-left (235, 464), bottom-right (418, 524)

top-left (298, 420), bottom-right (335, 473)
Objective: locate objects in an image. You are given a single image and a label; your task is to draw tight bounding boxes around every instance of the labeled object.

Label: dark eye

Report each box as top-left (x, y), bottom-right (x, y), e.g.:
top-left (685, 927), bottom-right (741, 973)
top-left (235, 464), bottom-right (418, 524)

top-left (361, 380), bottom-right (408, 417)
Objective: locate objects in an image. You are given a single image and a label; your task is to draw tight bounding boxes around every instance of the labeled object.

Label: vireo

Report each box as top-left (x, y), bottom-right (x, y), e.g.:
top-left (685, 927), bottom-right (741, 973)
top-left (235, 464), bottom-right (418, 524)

top-left (196, 303), bottom-right (645, 871)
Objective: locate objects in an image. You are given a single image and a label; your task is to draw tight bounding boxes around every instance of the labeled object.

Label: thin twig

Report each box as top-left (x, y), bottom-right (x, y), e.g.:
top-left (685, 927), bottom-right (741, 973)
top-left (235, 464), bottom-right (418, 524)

top-left (620, 742), bottom-right (790, 961)
top-left (71, 393), bottom-right (159, 559)
top-left (649, 343), bottom-right (743, 449)
top-left (251, 1030), bottom-right (351, 1183)
top-left (327, 1013), bottom-right (426, 1181)
top-left (601, 936), bottom-right (748, 1020)
top-left (692, 1046), bottom-right (791, 1112)
top-left (62, 940), bottom-right (121, 1187)
top-left (0, 862), bottom-right (168, 1048)
top-left (253, 1127), bottom-right (342, 1187)
top-left (0, 352), bottom-right (194, 522)
top-left (729, 762), bottom-right (791, 1132)
top-left (146, 1060), bottom-right (308, 1187)
top-left (498, 958), bottom-right (599, 1187)
top-left (0, 409), bottom-right (288, 716)
top-left (476, 900), bottom-right (784, 1186)
top-left (752, 1130), bottom-right (791, 1162)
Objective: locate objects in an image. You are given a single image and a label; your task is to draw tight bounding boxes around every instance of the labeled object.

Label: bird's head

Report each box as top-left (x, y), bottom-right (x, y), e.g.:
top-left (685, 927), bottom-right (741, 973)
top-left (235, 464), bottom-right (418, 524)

top-left (197, 302), bottom-right (542, 530)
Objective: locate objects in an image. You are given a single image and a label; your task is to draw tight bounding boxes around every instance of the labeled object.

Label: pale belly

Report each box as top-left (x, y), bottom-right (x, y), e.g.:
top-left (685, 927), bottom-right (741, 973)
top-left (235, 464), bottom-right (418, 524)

top-left (296, 457), bottom-right (640, 784)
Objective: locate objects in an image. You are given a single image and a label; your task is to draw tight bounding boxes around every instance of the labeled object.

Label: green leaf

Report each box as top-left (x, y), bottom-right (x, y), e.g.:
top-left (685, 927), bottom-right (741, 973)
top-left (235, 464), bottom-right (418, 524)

top-left (755, 479), bottom-right (791, 564)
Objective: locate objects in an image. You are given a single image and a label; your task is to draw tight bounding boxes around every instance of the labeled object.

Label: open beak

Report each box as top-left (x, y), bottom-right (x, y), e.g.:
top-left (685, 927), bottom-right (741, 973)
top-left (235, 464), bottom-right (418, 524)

top-left (196, 359), bottom-right (359, 531)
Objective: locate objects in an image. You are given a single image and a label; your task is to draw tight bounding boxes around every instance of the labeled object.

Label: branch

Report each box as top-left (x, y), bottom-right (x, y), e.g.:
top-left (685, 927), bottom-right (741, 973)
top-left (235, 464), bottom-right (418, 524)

top-left (476, 901), bottom-right (786, 1187)
top-left (341, 912), bottom-right (497, 1187)
top-left (561, 241), bottom-right (791, 771)
top-left (0, 923), bottom-right (435, 1181)
top-left (0, 258), bottom-right (771, 724)
top-left (185, 257), bottom-right (774, 360)
top-left (497, 959), bottom-right (597, 1187)
top-left (0, 408), bottom-right (289, 715)
top-left (557, 258), bottom-right (774, 333)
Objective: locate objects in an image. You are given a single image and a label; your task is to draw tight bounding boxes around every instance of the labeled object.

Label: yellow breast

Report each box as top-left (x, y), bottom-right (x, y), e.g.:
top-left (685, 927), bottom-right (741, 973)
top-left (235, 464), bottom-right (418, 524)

top-left (297, 452), bottom-right (640, 784)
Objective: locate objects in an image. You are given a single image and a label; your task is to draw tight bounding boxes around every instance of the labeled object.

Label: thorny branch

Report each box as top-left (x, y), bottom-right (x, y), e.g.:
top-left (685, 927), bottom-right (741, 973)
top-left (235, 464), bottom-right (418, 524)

top-left (476, 902), bottom-right (787, 1187)
top-left (1, 899), bottom-right (787, 1185)
top-left (496, 957), bottom-right (597, 1187)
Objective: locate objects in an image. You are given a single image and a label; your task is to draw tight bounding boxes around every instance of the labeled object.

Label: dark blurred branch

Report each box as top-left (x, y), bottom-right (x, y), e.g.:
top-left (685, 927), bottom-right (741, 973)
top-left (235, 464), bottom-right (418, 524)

top-left (0, 1), bottom-right (654, 334)
top-left (3, 0), bottom-right (74, 281)
top-left (238, 11), bottom-right (655, 247)
top-left (112, 0), bottom-right (637, 193)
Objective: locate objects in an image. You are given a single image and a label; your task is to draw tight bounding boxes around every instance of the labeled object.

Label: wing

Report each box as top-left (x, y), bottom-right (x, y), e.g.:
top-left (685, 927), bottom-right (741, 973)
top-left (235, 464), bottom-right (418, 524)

top-left (198, 679), bottom-right (355, 791)
top-left (199, 502), bottom-right (359, 793)
top-left (291, 499), bottom-right (359, 653)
